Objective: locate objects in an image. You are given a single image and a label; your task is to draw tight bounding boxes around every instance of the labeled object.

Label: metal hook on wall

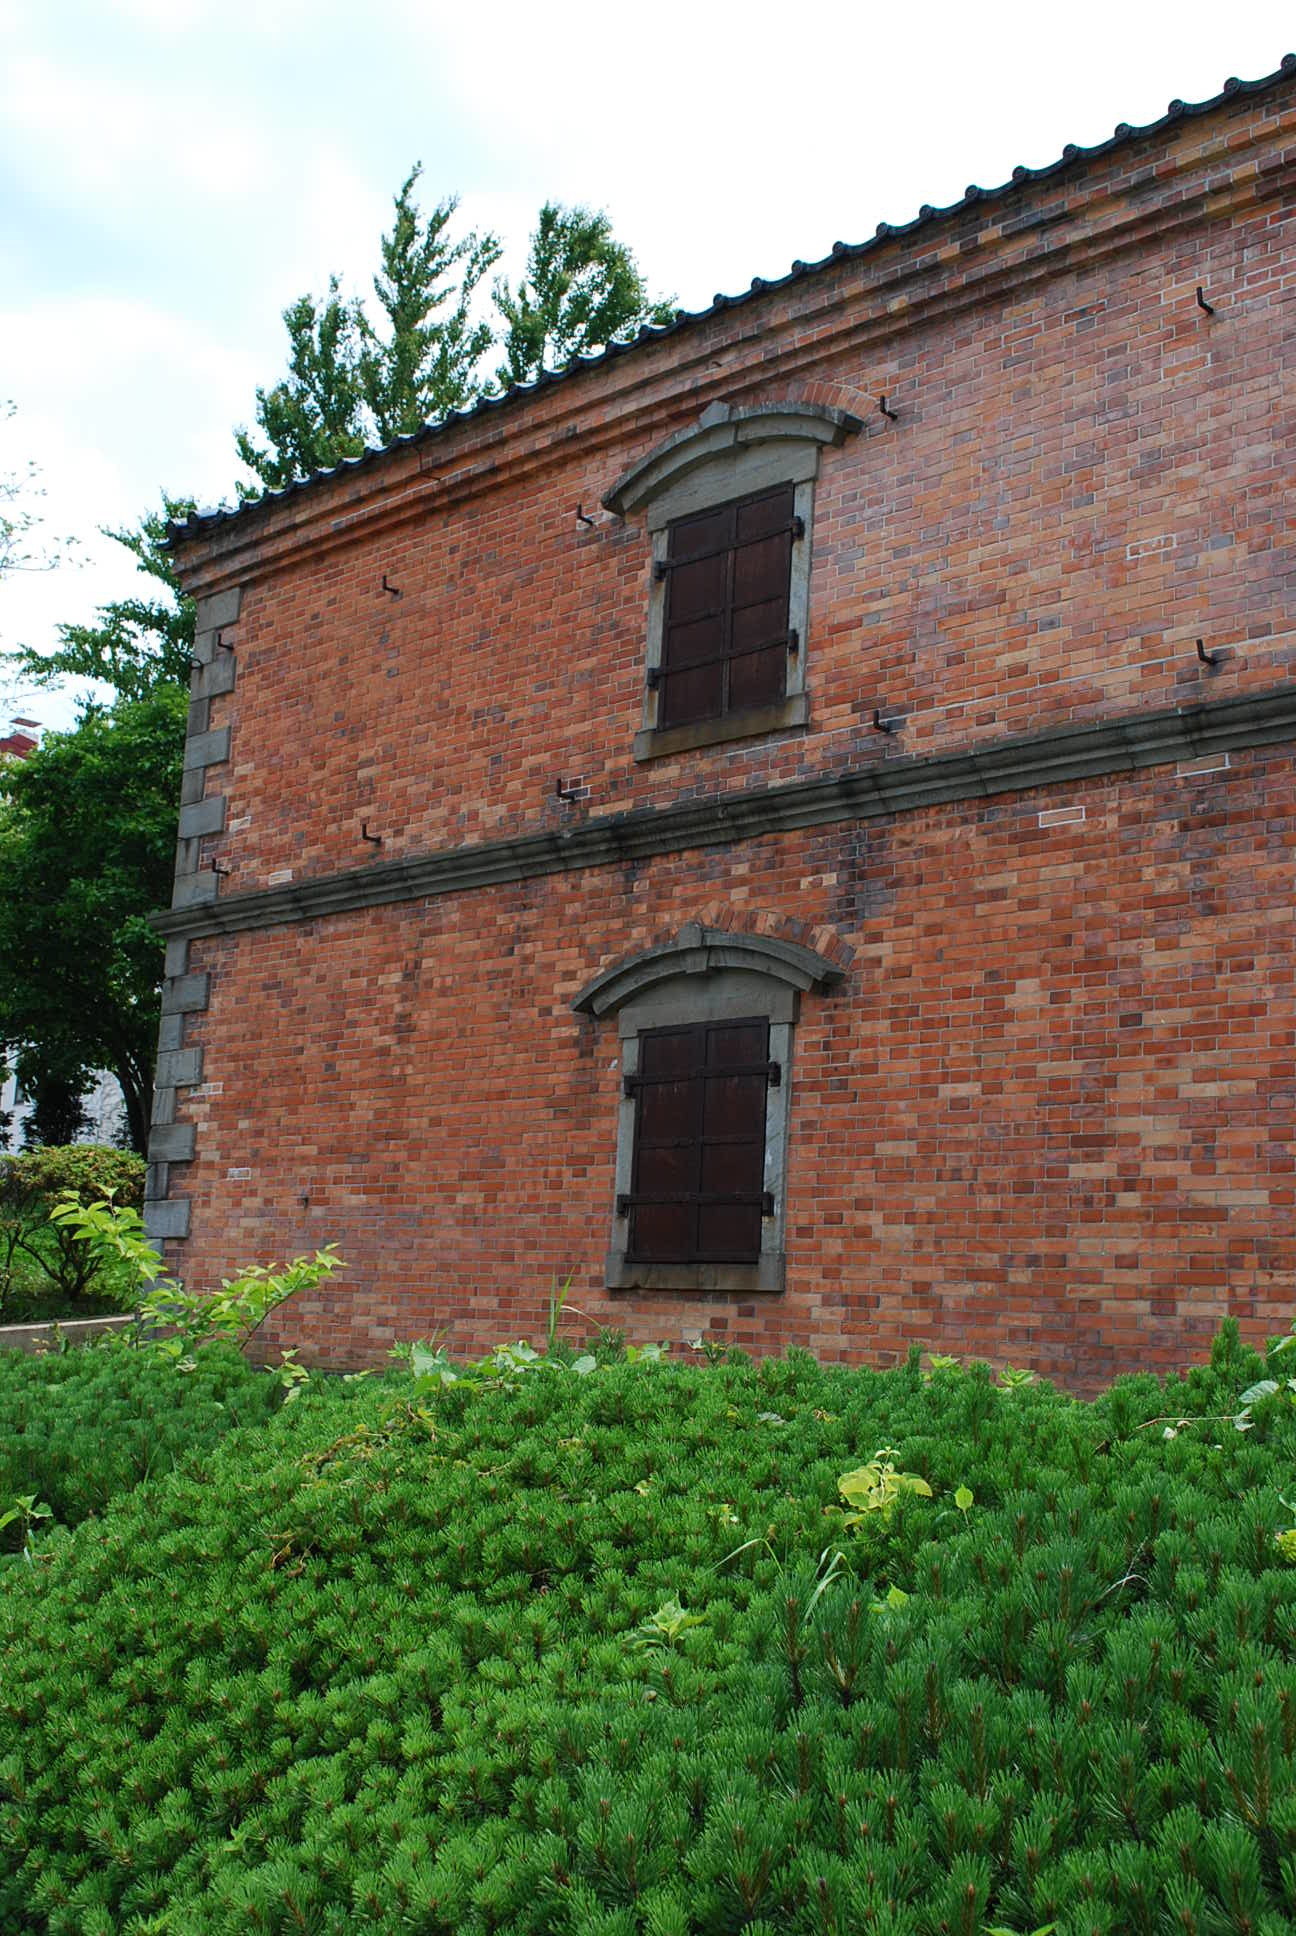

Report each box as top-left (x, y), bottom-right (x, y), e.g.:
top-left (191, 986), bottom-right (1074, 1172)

top-left (1195, 286), bottom-right (1216, 316)
top-left (872, 709), bottom-right (895, 734)
top-left (877, 395), bottom-right (898, 422)
top-left (381, 574), bottom-right (402, 598)
top-left (360, 822), bottom-right (383, 845)
top-left (1196, 638), bottom-right (1220, 667)
top-left (575, 505), bottom-right (595, 528)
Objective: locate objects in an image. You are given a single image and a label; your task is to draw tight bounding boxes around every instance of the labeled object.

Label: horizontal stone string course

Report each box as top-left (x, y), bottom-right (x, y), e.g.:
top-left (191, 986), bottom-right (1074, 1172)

top-left (151, 684), bottom-right (1296, 942)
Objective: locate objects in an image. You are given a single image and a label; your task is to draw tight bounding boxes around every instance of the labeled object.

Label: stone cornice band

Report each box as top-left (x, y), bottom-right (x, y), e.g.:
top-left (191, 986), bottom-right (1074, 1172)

top-left (152, 684), bottom-right (1296, 945)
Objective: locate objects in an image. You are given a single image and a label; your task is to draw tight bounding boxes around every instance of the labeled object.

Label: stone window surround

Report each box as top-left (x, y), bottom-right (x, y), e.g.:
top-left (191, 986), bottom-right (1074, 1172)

top-left (601, 401), bottom-right (862, 764)
top-left (573, 923), bottom-right (846, 1295)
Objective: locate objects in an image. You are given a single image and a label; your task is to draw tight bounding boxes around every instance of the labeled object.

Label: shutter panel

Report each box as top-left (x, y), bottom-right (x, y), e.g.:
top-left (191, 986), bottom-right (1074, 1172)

top-left (697, 1021), bottom-right (768, 1260)
top-left (728, 487), bottom-right (793, 713)
top-left (658, 485), bottom-right (795, 728)
top-left (629, 1027), bottom-right (700, 1261)
top-left (626, 1019), bottom-right (770, 1264)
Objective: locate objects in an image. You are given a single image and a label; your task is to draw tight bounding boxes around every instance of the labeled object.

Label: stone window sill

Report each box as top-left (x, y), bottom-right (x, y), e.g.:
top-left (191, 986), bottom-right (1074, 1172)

top-left (605, 1252), bottom-right (786, 1295)
top-left (633, 693), bottom-right (809, 763)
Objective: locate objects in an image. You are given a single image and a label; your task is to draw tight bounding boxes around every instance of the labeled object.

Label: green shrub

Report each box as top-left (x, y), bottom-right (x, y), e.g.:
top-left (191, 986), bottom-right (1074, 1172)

top-left (0, 1341), bottom-right (280, 1548)
top-left (0, 1339), bottom-right (1294, 1932)
top-left (0, 1145), bottom-right (145, 1315)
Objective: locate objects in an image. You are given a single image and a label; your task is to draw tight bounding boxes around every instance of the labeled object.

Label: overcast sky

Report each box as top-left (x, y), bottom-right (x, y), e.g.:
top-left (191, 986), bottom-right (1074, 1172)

top-left (1, 0), bottom-right (1290, 728)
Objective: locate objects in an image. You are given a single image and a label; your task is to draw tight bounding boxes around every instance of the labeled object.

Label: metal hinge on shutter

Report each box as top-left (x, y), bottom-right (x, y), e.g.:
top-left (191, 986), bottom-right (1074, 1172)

top-left (617, 1190), bottom-right (776, 1216)
top-left (653, 516), bottom-right (804, 579)
top-left (647, 634), bottom-right (797, 685)
top-left (623, 1061), bottom-right (780, 1097)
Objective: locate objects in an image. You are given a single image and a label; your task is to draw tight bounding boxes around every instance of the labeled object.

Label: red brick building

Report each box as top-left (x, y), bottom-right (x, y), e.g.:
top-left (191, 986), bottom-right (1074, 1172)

top-left (152, 58), bottom-right (1296, 1388)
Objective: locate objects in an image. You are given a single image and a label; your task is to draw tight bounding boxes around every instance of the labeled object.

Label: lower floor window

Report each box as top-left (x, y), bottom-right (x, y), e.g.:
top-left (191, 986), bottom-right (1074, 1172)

top-left (572, 922), bottom-right (847, 1294)
top-left (620, 1018), bottom-right (774, 1263)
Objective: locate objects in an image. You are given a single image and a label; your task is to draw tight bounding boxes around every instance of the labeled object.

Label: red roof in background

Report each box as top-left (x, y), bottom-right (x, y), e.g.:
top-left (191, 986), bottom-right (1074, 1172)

top-left (0, 732), bottom-right (38, 760)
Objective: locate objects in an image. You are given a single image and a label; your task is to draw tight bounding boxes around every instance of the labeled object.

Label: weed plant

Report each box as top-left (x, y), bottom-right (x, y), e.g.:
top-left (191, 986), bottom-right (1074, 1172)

top-left (1, 1325), bottom-right (1294, 1933)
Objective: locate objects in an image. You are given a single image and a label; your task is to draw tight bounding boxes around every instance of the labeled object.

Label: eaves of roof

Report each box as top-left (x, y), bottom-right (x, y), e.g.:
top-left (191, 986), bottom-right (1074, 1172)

top-left (168, 53), bottom-right (1295, 549)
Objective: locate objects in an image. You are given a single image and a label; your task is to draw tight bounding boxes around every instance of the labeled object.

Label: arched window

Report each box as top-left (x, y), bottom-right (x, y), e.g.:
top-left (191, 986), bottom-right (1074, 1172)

top-left (603, 400), bottom-right (862, 762)
top-left (573, 923), bottom-right (845, 1293)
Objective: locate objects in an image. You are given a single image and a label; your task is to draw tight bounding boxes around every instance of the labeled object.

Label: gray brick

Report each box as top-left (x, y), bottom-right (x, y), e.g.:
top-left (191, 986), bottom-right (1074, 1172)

top-left (178, 795), bottom-right (226, 839)
top-left (172, 871), bottom-right (217, 909)
top-left (194, 655), bottom-right (236, 700)
top-left (151, 1085), bottom-right (178, 1127)
top-left (156, 1048), bottom-right (203, 1088)
top-left (194, 587), bottom-right (241, 633)
top-left (161, 972), bottom-right (210, 1014)
top-left (183, 726), bottom-right (231, 771)
top-left (156, 1014), bottom-right (185, 1053)
top-left (174, 835), bottom-right (202, 877)
top-left (163, 939), bottom-right (190, 978)
top-left (144, 1198), bottom-right (191, 1241)
top-left (148, 1122), bottom-right (196, 1163)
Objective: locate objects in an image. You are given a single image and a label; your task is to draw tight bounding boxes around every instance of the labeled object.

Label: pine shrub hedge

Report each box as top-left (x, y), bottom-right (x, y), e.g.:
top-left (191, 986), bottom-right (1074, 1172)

top-left (1, 1327), bottom-right (1294, 1933)
top-left (0, 1342), bottom-right (280, 1548)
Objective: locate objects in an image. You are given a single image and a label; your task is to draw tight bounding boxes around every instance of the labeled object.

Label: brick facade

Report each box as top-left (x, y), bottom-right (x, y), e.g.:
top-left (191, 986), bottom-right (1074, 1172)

top-left (154, 62), bottom-right (1296, 1389)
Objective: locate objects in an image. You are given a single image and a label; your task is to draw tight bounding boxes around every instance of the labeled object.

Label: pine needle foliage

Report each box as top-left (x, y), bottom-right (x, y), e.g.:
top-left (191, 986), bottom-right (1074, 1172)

top-left (1, 1325), bottom-right (1295, 1932)
top-left (0, 1342), bottom-right (277, 1550)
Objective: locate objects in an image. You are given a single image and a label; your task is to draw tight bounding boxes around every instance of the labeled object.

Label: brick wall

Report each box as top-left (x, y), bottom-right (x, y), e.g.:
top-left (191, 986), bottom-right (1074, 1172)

top-left (158, 70), bottom-right (1296, 1389)
top-left (177, 742), bottom-right (1295, 1392)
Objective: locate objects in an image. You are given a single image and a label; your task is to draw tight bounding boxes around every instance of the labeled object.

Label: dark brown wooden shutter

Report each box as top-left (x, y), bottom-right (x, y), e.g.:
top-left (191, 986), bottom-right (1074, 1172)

top-left (625, 1019), bottom-right (772, 1263)
top-left (658, 485), bottom-right (795, 729)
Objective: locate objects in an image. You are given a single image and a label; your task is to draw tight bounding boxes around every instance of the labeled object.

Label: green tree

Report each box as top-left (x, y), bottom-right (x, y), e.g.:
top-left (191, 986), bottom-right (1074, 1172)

top-left (21, 1075), bottom-right (89, 1150)
top-left (234, 282), bottom-right (369, 493)
top-left (1, 499), bottom-right (192, 1156)
top-left (493, 202), bottom-right (675, 390)
top-left (4, 496), bottom-right (195, 700)
top-left (0, 687), bottom-right (187, 1157)
top-left (237, 166), bottom-right (501, 490)
top-left (359, 165), bottom-right (501, 441)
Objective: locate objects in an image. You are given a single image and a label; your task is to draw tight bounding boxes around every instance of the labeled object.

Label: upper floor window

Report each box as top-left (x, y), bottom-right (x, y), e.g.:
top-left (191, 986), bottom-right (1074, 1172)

top-left (655, 485), bottom-right (801, 732)
top-left (602, 399), bottom-right (862, 763)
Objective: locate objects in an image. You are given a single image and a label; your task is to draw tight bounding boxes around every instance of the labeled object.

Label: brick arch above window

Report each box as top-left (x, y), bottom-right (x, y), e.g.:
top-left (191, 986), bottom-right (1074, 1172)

top-left (572, 921), bottom-right (847, 1020)
top-left (602, 399), bottom-right (863, 523)
top-left (603, 401), bottom-right (863, 764)
top-left (574, 924), bottom-right (847, 1295)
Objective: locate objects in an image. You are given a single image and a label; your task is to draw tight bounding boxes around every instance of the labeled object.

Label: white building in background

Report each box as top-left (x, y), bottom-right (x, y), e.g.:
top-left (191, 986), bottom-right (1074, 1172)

top-left (0, 1067), bottom-right (128, 1150)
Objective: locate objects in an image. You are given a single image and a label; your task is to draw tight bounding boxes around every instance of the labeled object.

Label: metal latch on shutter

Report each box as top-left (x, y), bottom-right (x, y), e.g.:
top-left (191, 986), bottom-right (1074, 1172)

top-left (623, 1062), bottom-right (780, 1097)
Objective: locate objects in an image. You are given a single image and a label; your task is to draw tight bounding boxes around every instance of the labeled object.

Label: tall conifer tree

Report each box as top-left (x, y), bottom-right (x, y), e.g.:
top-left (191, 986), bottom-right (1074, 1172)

top-left (493, 202), bottom-right (674, 389)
